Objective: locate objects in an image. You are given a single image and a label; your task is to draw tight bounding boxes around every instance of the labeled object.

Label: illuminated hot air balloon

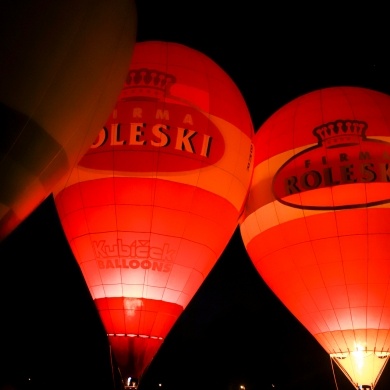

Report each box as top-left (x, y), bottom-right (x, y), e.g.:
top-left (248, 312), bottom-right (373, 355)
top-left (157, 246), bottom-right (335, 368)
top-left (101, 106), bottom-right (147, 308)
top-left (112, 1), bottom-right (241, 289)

top-left (53, 41), bottom-right (254, 385)
top-left (0, 0), bottom-right (137, 241)
top-left (240, 86), bottom-right (390, 389)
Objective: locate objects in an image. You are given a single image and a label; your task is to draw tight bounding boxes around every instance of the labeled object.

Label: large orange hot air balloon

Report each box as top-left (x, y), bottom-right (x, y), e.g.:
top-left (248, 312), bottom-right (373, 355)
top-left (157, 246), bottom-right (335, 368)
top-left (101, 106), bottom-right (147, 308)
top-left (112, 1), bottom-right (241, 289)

top-left (53, 40), bottom-right (254, 386)
top-left (0, 0), bottom-right (137, 241)
top-left (240, 86), bottom-right (390, 389)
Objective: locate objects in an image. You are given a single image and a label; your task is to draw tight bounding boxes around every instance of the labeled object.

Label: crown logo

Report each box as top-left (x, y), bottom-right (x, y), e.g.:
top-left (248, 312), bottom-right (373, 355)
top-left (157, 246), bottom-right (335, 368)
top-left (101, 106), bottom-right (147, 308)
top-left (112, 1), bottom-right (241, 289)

top-left (119, 68), bottom-right (176, 100)
top-left (313, 119), bottom-right (368, 147)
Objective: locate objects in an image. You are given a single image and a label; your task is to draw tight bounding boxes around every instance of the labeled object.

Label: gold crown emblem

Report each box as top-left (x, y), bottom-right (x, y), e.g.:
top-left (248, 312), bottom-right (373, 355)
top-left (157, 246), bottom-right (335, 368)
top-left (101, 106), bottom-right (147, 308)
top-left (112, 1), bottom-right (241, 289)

top-left (313, 119), bottom-right (368, 147)
top-left (120, 68), bottom-right (176, 100)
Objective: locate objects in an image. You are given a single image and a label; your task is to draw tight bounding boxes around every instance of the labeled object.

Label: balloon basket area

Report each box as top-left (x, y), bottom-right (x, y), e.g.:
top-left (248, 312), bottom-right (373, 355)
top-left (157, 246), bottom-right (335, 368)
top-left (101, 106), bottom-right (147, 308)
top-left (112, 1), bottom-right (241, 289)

top-left (123, 377), bottom-right (138, 390)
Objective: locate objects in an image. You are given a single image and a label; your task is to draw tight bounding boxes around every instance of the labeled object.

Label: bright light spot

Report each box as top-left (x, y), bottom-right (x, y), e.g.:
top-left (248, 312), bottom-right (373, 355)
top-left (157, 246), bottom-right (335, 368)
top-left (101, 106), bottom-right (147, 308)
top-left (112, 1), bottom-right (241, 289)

top-left (124, 298), bottom-right (143, 316)
top-left (352, 344), bottom-right (365, 369)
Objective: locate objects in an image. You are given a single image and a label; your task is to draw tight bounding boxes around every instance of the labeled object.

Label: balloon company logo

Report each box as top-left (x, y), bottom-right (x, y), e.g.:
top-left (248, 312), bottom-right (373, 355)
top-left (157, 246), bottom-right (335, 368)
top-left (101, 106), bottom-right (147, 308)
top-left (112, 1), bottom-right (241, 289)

top-left (94, 239), bottom-right (175, 272)
top-left (273, 119), bottom-right (390, 210)
top-left (79, 68), bottom-right (224, 172)
top-left (122, 68), bottom-right (177, 101)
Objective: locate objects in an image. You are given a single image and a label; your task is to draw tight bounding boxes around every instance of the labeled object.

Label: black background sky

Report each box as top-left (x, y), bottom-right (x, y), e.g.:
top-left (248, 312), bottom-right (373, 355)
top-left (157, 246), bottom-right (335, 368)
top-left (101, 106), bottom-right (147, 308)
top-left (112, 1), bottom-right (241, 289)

top-left (1, 2), bottom-right (390, 390)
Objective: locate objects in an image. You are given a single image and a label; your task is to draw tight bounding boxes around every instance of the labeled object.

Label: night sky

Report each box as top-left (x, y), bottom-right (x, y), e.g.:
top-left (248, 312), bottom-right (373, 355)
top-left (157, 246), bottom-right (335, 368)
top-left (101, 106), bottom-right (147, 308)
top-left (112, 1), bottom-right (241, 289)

top-left (1, 2), bottom-right (390, 390)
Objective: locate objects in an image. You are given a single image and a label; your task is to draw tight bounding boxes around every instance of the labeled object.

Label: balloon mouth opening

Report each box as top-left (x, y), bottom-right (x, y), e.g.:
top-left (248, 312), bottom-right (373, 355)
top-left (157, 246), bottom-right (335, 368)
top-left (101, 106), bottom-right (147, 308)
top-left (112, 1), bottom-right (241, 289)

top-left (329, 350), bottom-right (390, 390)
top-left (330, 351), bottom-right (390, 360)
top-left (108, 333), bottom-right (164, 340)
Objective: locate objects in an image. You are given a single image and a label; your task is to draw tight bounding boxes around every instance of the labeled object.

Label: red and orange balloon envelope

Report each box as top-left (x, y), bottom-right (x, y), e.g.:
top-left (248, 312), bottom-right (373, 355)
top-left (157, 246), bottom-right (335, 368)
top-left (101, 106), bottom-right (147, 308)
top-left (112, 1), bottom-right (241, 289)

top-left (0, 0), bottom-right (137, 241)
top-left (54, 41), bottom-right (254, 382)
top-left (240, 86), bottom-right (390, 389)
